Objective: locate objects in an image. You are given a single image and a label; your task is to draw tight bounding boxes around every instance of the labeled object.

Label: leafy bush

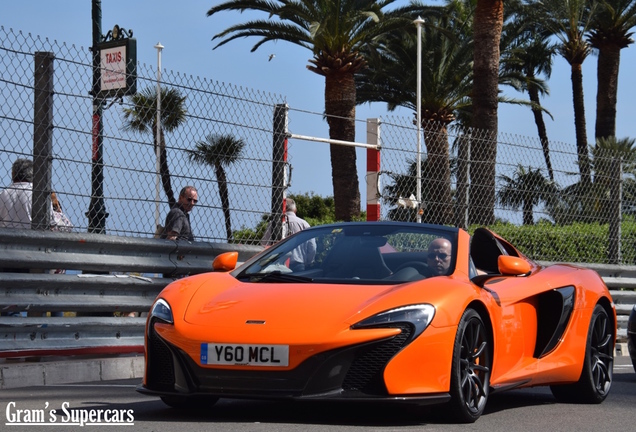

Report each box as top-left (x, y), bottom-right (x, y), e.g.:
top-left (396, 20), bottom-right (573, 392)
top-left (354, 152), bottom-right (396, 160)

top-left (475, 216), bottom-right (636, 264)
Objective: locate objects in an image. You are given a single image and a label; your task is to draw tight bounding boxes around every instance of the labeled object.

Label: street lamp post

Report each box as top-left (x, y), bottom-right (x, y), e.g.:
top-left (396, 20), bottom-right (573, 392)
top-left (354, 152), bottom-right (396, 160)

top-left (154, 42), bottom-right (164, 232)
top-left (414, 16), bottom-right (425, 223)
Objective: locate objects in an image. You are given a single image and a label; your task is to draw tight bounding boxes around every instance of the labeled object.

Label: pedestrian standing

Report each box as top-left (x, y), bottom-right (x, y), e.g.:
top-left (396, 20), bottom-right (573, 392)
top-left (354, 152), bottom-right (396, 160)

top-left (161, 186), bottom-right (198, 241)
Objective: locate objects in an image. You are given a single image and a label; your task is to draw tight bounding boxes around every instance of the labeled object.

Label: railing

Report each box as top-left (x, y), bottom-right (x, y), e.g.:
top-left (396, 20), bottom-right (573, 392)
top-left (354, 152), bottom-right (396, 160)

top-left (1, 230), bottom-right (633, 359)
top-left (0, 228), bottom-right (262, 358)
top-left (554, 262), bottom-right (636, 341)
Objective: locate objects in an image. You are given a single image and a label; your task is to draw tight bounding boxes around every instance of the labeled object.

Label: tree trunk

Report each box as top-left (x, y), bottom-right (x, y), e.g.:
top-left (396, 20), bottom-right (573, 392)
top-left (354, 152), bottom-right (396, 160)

top-left (528, 78), bottom-right (553, 181)
top-left (571, 62), bottom-right (592, 190)
top-left (522, 196), bottom-right (534, 226)
top-left (422, 121), bottom-right (453, 225)
top-left (325, 72), bottom-right (360, 221)
top-left (595, 43), bottom-right (621, 141)
top-left (454, 133), bottom-right (469, 229)
top-left (155, 123), bottom-right (175, 208)
top-left (470, 0), bottom-right (503, 226)
top-left (215, 165), bottom-right (232, 242)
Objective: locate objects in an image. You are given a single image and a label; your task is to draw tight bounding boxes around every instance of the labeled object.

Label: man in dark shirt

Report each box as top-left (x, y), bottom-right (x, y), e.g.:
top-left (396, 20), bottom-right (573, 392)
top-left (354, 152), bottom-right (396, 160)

top-left (162, 186), bottom-right (198, 241)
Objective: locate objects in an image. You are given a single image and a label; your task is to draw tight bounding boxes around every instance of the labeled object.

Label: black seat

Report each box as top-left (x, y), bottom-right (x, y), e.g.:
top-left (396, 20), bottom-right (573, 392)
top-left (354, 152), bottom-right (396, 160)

top-left (470, 228), bottom-right (507, 274)
top-left (325, 237), bottom-right (392, 279)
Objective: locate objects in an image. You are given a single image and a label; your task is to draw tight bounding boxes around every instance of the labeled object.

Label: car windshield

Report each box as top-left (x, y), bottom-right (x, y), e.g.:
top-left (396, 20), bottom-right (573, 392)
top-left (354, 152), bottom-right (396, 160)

top-left (235, 223), bottom-right (458, 284)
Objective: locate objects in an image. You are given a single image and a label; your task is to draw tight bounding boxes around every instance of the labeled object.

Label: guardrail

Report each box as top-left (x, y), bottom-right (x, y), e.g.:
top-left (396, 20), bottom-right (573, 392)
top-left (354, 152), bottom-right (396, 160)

top-left (0, 228), bottom-right (262, 358)
top-left (0, 233), bottom-right (633, 359)
top-left (558, 262), bottom-right (636, 341)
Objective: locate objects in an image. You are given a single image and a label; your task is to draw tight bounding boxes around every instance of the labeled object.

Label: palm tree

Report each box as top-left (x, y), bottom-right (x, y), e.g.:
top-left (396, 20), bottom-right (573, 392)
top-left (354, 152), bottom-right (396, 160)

top-left (188, 134), bottom-right (246, 242)
top-left (122, 86), bottom-right (187, 208)
top-left (357, 8), bottom-right (473, 225)
top-left (358, 1), bottom-right (537, 225)
top-left (497, 165), bottom-right (557, 225)
top-left (383, 158), bottom-right (426, 223)
top-left (539, 0), bottom-right (595, 190)
top-left (547, 137), bottom-right (636, 225)
top-left (590, 136), bottom-right (636, 216)
top-left (470, 0), bottom-right (504, 226)
top-left (382, 155), bottom-right (459, 223)
top-left (588, 0), bottom-right (636, 141)
top-left (501, 3), bottom-right (557, 180)
top-left (206, 1), bottom-right (415, 221)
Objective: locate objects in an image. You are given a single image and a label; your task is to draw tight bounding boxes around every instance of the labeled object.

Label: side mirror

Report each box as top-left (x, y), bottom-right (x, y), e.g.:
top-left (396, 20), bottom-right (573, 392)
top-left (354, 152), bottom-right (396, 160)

top-left (212, 252), bottom-right (239, 272)
top-left (498, 255), bottom-right (532, 276)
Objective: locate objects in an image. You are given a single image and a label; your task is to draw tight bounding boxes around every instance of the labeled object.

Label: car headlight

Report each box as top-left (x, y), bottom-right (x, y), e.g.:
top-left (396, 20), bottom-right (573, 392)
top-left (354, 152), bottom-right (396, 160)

top-left (352, 304), bottom-right (435, 339)
top-left (149, 298), bottom-right (173, 324)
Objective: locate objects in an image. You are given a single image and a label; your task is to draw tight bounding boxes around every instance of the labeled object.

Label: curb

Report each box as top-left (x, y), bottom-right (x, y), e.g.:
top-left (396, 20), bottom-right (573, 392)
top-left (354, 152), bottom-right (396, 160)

top-left (0, 355), bottom-right (144, 390)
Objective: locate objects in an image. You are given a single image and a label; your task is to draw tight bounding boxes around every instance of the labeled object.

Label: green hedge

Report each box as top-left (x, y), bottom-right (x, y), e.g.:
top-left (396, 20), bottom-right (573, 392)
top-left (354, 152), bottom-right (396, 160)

top-left (475, 217), bottom-right (636, 264)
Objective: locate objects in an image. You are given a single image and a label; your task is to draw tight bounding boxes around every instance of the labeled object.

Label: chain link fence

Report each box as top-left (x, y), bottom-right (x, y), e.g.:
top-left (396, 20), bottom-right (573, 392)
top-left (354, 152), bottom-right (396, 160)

top-left (2, 26), bottom-right (636, 264)
top-left (377, 117), bottom-right (636, 264)
top-left (1, 27), bottom-right (284, 244)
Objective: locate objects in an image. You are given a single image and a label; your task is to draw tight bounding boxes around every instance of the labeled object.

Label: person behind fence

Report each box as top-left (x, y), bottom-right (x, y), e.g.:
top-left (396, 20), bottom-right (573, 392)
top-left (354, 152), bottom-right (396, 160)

top-left (50, 192), bottom-right (73, 234)
top-left (262, 198), bottom-right (316, 271)
top-left (161, 186), bottom-right (198, 241)
top-left (0, 159), bottom-right (34, 316)
top-left (287, 199), bottom-right (316, 271)
top-left (48, 192), bottom-right (74, 318)
top-left (49, 191), bottom-right (73, 274)
top-left (261, 197), bottom-right (311, 246)
top-left (0, 158), bottom-right (34, 229)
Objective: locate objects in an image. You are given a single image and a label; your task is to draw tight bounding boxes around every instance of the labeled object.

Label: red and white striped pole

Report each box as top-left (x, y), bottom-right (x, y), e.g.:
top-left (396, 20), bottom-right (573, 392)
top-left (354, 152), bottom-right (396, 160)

top-left (366, 118), bottom-right (380, 221)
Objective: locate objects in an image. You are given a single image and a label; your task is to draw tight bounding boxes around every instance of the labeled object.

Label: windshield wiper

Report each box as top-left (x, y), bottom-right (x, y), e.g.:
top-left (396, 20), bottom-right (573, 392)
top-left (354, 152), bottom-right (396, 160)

top-left (242, 271), bottom-right (313, 283)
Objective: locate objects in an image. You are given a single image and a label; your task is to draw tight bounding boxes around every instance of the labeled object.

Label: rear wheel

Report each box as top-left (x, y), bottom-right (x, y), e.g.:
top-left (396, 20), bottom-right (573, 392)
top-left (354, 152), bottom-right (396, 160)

top-left (160, 395), bottom-right (219, 409)
top-left (550, 304), bottom-right (613, 403)
top-left (446, 308), bottom-right (492, 423)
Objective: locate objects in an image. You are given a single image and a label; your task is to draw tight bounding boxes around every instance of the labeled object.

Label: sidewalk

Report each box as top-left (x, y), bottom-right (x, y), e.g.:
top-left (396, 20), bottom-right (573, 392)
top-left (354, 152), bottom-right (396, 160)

top-left (0, 354), bottom-right (144, 389)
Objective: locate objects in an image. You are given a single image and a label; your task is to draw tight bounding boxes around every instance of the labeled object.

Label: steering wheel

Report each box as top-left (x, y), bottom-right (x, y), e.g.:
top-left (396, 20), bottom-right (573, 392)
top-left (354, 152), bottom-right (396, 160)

top-left (394, 261), bottom-right (428, 274)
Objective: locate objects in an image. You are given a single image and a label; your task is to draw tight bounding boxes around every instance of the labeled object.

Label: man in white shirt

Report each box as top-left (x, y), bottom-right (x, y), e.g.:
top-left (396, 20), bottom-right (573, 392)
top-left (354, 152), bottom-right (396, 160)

top-left (261, 197), bottom-right (316, 271)
top-left (0, 159), bottom-right (34, 316)
top-left (0, 158), bottom-right (34, 229)
top-left (284, 198), bottom-right (316, 271)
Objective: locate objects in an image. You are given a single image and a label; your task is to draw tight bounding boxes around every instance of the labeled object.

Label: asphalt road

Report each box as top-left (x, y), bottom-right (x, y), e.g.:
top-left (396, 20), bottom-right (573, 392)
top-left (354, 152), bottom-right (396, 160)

top-left (2, 357), bottom-right (634, 432)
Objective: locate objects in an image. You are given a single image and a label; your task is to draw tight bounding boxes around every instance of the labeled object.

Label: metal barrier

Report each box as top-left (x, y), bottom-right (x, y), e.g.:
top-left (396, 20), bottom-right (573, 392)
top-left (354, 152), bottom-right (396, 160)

top-left (558, 262), bottom-right (636, 341)
top-left (0, 228), bottom-right (262, 358)
top-left (0, 235), bottom-right (634, 359)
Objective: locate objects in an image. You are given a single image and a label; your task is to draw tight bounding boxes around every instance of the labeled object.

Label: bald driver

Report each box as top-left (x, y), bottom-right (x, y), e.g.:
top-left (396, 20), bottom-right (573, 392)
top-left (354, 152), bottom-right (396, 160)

top-left (427, 238), bottom-right (452, 276)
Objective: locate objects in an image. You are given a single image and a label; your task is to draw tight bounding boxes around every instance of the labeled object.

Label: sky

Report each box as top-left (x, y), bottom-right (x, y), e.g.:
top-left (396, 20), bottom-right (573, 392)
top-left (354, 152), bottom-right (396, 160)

top-left (3, 0), bottom-right (636, 203)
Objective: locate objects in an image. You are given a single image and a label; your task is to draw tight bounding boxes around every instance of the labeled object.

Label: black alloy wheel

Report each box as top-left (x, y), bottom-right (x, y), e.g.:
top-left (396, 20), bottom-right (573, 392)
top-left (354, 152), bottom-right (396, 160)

top-left (551, 304), bottom-right (614, 403)
top-left (446, 308), bottom-right (492, 423)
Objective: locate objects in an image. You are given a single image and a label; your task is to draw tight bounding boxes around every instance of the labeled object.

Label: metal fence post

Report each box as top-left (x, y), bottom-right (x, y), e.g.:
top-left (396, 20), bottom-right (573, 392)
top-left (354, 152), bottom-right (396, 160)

top-left (366, 118), bottom-right (380, 221)
top-left (608, 157), bottom-right (622, 264)
top-left (455, 132), bottom-right (470, 230)
top-left (32, 51), bottom-right (54, 230)
top-left (271, 103), bottom-right (288, 242)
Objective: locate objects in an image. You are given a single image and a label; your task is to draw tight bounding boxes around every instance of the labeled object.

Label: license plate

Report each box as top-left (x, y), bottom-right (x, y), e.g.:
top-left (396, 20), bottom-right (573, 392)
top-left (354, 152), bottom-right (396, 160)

top-left (201, 343), bottom-right (289, 367)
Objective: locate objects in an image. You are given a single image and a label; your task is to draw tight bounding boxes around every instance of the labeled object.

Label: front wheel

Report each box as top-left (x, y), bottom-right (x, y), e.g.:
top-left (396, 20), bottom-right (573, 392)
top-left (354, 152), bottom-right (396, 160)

top-left (445, 308), bottom-right (492, 423)
top-left (550, 304), bottom-right (614, 403)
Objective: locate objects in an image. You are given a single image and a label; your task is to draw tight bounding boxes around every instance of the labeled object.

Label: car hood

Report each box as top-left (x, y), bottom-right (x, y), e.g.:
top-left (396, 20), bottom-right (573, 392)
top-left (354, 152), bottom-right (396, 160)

top-left (183, 277), bottom-right (403, 331)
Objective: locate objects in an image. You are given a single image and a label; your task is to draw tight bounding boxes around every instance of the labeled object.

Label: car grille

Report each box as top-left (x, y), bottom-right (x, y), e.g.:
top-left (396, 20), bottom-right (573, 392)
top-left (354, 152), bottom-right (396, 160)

top-left (145, 321), bottom-right (414, 397)
top-left (146, 318), bottom-right (175, 391)
top-left (342, 323), bottom-right (413, 394)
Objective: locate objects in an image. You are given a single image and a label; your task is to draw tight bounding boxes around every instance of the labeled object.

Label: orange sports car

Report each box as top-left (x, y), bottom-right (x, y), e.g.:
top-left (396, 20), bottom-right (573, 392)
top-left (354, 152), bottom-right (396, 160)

top-left (137, 222), bottom-right (616, 423)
